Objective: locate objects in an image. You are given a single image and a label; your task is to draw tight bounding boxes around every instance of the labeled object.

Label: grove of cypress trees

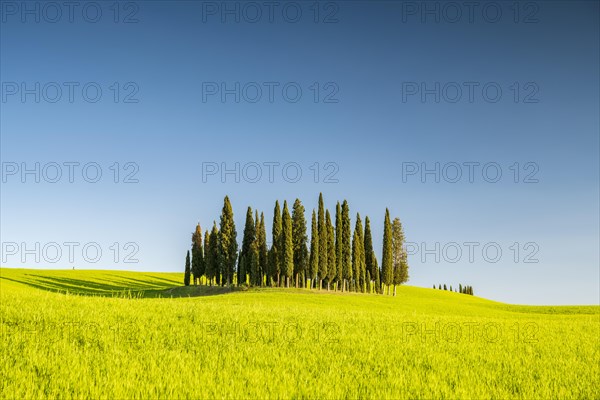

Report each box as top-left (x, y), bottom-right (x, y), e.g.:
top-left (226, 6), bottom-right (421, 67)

top-left (335, 202), bottom-right (343, 290)
top-left (341, 200), bottom-right (352, 292)
top-left (309, 210), bottom-right (319, 289)
top-left (218, 196), bottom-right (238, 286)
top-left (317, 193), bottom-right (328, 290)
top-left (184, 250), bottom-right (191, 286)
top-left (191, 223), bottom-right (204, 285)
top-left (281, 201), bottom-right (294, 288)
top-left (292, 199), bottom-right (308, 288)
top-left (239, 207), bottom-right (256, 285)
top-left (381, 208), bottom-right (393, 295)
top-left (326, 209), bottom-right (336, 290)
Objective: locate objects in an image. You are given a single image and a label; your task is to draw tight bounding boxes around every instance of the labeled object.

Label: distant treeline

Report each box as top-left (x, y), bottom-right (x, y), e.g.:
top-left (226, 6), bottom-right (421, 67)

top-left (184, 194), bottom-right (409, 295)
top-left (434, 284), bottom-right (474, 295)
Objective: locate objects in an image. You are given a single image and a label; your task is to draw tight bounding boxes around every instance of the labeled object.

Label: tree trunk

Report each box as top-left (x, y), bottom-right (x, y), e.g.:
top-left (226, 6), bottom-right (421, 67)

top-left (393, 285), bottom-right (397, 296)
top-left (295, 273), bottom-right (299, 288)
top-left (327, 282), bottom-right (330, 291)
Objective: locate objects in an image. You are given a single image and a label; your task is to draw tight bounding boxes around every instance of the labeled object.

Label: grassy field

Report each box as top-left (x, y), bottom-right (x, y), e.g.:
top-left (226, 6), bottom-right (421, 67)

top-left (1, 268), bottom-right (598, 399)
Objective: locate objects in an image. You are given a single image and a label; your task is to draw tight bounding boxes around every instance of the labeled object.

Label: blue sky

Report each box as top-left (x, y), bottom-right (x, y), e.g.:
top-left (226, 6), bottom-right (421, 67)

top-left (1, 1), bottom-right (598, 305)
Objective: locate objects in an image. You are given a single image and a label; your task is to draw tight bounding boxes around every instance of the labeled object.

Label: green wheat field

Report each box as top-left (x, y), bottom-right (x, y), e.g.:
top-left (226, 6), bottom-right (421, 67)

top-left (1, 268), bottom-right (598, 399)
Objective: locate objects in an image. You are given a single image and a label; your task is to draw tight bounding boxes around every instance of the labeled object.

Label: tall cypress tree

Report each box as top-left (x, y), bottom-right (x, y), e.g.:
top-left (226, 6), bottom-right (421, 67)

top-left (270, 200), bottom-right (282, 286)
top-left (239, 207), bottom-right (256, 285)
top-left (308, 210), bottom-right (319, 289)
top-left (281, 200), bottom-right (294, 288)
top-left (257, 212), bottom-right (268, 287)
top-left (364, 217), bottom-right (377, 290)
top-left (204, 230), bottom-right (210, 285)
top-left (317, 193), bottom-right (328, 290)
top-left (392, 217), bottom-right (409, 296)
top-left (191, 223), bottom-right (204, 285)
top-left (352, 214), bottom-right (366, 292)
top-left (184, 250), bottom-right (191, 286)
top-left (335, 202), bottom-right (343, 289)
top-left (292, 199), bottom-right (308, 288)
top-left (218, 196), bottom-right (238, 286)
top-left (381, 208), bottom-right (393, 295)
top-left (341, 200), bottom-right (352, 292)
top-left (326, 209), bottom-right (336, 290)
top-left (207, 223), bottom-right (220, 285)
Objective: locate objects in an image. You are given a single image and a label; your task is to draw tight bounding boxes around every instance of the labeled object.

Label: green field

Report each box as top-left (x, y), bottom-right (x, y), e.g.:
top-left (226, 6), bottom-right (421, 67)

top-left (1, 268), bottom-right (598, 399)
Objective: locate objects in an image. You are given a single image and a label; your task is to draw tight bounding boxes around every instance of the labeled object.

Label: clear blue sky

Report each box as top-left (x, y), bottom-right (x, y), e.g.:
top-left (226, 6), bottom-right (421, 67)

top-left (1, 1), bottom-right (598, 305)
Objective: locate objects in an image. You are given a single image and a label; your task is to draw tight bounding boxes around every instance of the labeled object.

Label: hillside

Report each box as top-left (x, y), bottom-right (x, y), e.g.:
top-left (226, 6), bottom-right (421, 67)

top-left (1, 268), bottom-right (598, 399)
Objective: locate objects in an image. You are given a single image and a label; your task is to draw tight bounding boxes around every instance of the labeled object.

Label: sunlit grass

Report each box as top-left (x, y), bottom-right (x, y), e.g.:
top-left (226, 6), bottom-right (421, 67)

top-left (1, 268), bottom-right (598, 399)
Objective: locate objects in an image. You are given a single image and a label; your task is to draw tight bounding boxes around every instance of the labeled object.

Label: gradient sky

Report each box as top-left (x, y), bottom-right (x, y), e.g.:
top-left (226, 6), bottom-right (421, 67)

top-left (1, 0), bottom-right (598, 305)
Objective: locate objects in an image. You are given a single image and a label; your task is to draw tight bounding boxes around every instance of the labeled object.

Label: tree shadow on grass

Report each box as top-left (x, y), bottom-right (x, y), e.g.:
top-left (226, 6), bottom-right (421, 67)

top-left (1, 274), bottom-right (240, 298)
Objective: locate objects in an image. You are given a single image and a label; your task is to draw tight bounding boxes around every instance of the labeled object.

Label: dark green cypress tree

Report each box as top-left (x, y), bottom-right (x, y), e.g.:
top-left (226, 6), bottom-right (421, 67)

top-left (352, 214), bottom-right (365, 292)
top-left (459, 283), bottom-right (463, 293)
top-left (444, 284), bottom-right (447, 291)
top-left (317, 193), bottom-right (328, 290)
top-left (270, 200), bottom-right (282, 286)
top-left (218, 196), bottom-right (238, 286)
top-left (364, 217), bottom-right (377, 291)
top-left (341, 200), bottom-right (352, 292)
top-left (381, 209), bottom-right (393, 295)
top-left (191, 223), bottom-right (204, 285)
top-left (392, 217), bottom-right (409, 296)
top-left (374, 257), bottom-right (381, 293)
top-left (308, 210), bottom-right (319, 289)
top-left (292, 199), bottom-right (308, 288)
top-left (257, 213), bottom-right (268, 287)
top-left (335, 202), bottom-right (343, 290)
top-left (326, 210), bottom-right (336, 290)
top-left (204, 230), bottom-right (210, 285)
top-left (281, 200), bottom-right (294, 288)
top-left (239, 207), bottom-right (256, 285)
top-left (207, 223), bottom-right (219, 285)
top-left (184, 250), bottom-right (191, 286)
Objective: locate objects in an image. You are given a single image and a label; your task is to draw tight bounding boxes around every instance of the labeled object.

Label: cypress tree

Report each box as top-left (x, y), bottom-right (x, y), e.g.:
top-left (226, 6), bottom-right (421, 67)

top-left (381, 209), bottom-right (393, 295)
top-left (292, 199), bottom-right (308, 288)
top-left (239, 207), bottom-right (256, 285)
top-left (317, 193), bottom-right (328, 290)
top-left (184, 250), bottom-right (191, 286)
top-left (352, 214), bottom-right (365, 292)
top-left (374, 257), bottom-right (380, 293)
top-left (341, 200), bottom-right (352, 292)
top-left (326, 210), bottom-right (336, 290)
top-left (257, 213), bottom-right (268, 287)
top-left (206, 223), bottom-right (219, 285)
top-left (308, 210), bottom-right (319, 289)
top-left (459, 283), bottom-right (463, 293)
top-left (392, 217), bottom-right (409, 296)
top-left (364, 217), bottom-right (377, 290)
top-left (444, 284), bottom-right (447, 290)
top-left (191, 223), bottom-right (204, 285)
top-left (270, 200), bottom-right (282, 286)
top-left (204, 230), bottom-right (210, 285)
top-left (218, 196), bottom-right (238, 286)
top-left (281, 200), bottom-right (294, 288)
top-left (335, 202), bottom-right (343, 289)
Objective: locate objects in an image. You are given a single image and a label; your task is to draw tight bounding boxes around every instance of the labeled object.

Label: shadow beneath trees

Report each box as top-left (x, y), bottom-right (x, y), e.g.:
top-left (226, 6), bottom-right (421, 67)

top-left (1, 274), bottom-right (240, 299)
